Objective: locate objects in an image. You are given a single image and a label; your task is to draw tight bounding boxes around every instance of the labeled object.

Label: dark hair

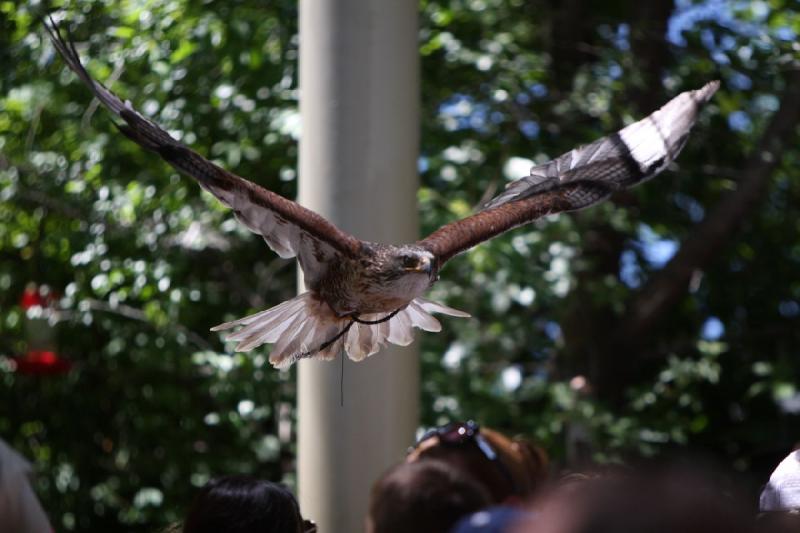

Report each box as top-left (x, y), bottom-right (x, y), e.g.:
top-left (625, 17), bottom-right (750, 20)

top-left (368, 459), bottom-right (491, 533)
top-left (533, 466), bottom-right (755, 533)
top-left (756, 512), bottom-right (800, 533)
top-left (183, 475), bottom-right (303, 533)
top-left (408, 423), bottom-right (548, 504)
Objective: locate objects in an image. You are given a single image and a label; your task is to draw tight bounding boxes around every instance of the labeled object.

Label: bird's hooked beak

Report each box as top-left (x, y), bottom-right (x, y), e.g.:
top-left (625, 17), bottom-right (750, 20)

top-left (405, 255), bottom-right (432, 274)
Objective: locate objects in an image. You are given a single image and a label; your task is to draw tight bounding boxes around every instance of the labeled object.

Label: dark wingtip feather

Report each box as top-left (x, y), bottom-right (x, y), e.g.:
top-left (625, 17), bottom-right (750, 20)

top-left (43, 16), bottom-right (80, 73)
top-left (44, 15), bottom-right (128, 116)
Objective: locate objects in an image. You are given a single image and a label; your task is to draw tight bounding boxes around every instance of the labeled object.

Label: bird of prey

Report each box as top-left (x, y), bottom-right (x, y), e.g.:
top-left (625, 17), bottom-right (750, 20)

top-left (45, 19), bottom-right (719, 368)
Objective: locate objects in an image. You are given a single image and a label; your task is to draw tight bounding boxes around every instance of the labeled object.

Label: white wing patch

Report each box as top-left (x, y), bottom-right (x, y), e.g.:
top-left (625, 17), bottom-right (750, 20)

top-left (483, 81), bottom-right (719, 210)
top-left (199, 182), bottom-right (338, 287)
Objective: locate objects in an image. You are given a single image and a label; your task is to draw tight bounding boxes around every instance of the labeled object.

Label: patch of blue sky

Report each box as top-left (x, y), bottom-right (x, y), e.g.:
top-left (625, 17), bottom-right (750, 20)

top-left (638, 224), bottom-right (679, 267)
top-left (728, 110), bottom-right (752, 132)
top-left (719, 34), bottom-right (737, 50)
top-left (439, 93), bottom-right (491, 132)
top-left (711, 50), bottom-right (730, 65)
top-left (774, 26), bottom-right (796, 41)
top-left (530, 83), bottom-right (548, 98)
top-left (469, 109), bottom-right (489, 130)
top-left (418, 156), bottom-right (429, 173)
top-left (620, 249), bottom-right (642, 289)
top-left (598, 23), bottom-right (630, 51)
top-left (519, 120), bottom-right (540, 139)
top-left (728, 71), bottom-right (752, 91)
top-left (543, 321), bottom-right (562, 341)
top-left (668, 0), bottom-right (762, 47)
top-left (701, 28), bottom-right (717, 50)
top-left (616, 23), bottom-right (631, 51)
top-left (439, 94), bottom-right (470, 117)
top-left (779, 300), bottom-right (800, 318)
top-left (673, 193), bottom-right (706, 223)
top-left (754, 94), bottom-right (780, 113)
top-left (608, 62), bottom-right (623, 80)
top-left (701, 316), bottom-right (725, 340)
top-left (619, 225), bottom-right (680, 287)
top-left (511, 84), bottom-right (547, 108)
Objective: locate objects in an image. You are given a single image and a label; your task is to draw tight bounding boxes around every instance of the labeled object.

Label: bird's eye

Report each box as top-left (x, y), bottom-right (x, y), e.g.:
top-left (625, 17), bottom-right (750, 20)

top-left (401, 255), bottom-right (418, 268)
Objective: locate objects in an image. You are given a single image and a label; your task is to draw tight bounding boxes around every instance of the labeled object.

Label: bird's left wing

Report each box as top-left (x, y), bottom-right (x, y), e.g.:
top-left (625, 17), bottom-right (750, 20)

top-left (44, 18), bottom-right (362, 286)
top-left (418, 81), bottom-right (719, 265)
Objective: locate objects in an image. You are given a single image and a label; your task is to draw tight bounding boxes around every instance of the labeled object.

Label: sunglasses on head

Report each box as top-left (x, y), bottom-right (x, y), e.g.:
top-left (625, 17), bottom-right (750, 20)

top-left (412, 420), bottom-right (518, 494)
top-left (415, 420), bottom-right (486, 451)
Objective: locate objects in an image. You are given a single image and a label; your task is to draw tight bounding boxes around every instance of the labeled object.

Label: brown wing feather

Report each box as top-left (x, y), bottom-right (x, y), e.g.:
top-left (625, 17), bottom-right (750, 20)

top-left (418, 185), bottom-right (596, 264)
top-left (419, 82), bottom-right (718, 266)
top-left (44, 18), bottom-right (362, 284)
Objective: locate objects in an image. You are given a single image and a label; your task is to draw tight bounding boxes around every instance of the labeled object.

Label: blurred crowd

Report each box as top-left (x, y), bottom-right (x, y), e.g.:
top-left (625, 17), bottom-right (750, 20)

top-left (365, 423), bottom-right (800, 533)
top-left (2, 425), bottom-right (800, 532)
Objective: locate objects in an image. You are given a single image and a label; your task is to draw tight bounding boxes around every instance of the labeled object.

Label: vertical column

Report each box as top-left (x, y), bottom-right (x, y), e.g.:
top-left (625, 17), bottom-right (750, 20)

top-left (297, 2), bottom-right (420, 532)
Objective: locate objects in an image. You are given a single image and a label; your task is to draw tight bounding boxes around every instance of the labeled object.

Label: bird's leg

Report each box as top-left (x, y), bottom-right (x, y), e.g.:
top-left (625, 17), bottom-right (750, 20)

top-left (351, 308), bottom-right (402, 325)
top-left (297, 321), bottom-right (355, 360)
top-left (296, 308), bottom-right (402, 360)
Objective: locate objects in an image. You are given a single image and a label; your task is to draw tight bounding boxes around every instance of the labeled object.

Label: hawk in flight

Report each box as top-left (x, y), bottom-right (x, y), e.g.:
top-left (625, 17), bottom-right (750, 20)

top-left (45, 19), bottom-right (718, 368)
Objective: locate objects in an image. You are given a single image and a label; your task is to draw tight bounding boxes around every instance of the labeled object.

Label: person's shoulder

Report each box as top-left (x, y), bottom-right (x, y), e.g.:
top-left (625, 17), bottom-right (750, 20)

top-left (0, 438), bottom-right (33, 480)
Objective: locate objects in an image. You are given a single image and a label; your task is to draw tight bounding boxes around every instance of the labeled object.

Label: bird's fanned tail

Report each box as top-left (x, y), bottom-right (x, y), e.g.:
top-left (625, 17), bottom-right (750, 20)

top-left (211, 293), bottom-right (469, 368)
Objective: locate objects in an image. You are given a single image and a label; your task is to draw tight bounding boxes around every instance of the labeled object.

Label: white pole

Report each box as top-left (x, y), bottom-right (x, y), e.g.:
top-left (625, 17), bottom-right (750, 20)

top-left (297, 2), bottom-right (420, 532)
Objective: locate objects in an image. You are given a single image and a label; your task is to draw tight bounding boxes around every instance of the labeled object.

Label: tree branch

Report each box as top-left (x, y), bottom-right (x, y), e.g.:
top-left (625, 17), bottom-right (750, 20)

top-left (70, 298), bottom-right (215, 352)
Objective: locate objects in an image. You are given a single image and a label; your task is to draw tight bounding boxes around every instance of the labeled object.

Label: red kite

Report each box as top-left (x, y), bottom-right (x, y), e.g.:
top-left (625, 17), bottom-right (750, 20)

top-left (46, 19), bottom-right (718, 367)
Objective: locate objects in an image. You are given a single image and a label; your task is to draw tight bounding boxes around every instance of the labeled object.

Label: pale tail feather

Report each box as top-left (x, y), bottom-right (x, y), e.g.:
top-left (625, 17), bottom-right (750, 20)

top-left (211, 293), bottom-right (470, 368)
top-left (414, 297), bottom-right (472, 318)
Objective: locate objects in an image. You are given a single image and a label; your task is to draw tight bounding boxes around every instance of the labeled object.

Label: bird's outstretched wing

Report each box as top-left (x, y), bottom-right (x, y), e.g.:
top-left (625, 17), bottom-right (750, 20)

top-left (418, 81), bottom-right (719, 265)
top-left (44, 18), bottom-right (362, 286)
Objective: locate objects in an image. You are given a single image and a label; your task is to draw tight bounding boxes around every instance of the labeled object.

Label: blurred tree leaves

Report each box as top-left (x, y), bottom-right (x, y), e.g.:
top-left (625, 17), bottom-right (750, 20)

top-left (415, 0), bottom-right (800, 494)
top-left (2, 1), bottom-right (299, 530)
top-left (1, 0), bottom-right (799, 530)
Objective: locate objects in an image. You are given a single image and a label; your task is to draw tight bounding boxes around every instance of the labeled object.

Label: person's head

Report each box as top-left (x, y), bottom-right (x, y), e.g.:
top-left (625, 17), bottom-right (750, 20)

top-left (407, 421), bottom-right (548, 504)
top-left (756, 512), bottom-right (800, 533)
top-left (367, 458), bottom-right (491, 533)
top-left (529, 465), bottom-right (753, 533)
top-left (183, 475), bottom-right (308, 533)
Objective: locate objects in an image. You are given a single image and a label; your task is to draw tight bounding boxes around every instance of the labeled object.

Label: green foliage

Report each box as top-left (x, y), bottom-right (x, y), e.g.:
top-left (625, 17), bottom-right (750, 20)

top-left (416, 0), bottom-right (800, 474)
top-left (2, 1), bottom-right (299, 530)
top-left (1, 0), bottom-right (799, 530)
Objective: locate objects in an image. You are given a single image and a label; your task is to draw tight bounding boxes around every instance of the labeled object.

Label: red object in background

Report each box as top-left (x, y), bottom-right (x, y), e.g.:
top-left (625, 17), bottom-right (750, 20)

top-left (11, 284), bottom-right (72, 376)
top-left (20, 287), bottom-right (43, 310)
top-left (13, 350), bottom-right (72, 375)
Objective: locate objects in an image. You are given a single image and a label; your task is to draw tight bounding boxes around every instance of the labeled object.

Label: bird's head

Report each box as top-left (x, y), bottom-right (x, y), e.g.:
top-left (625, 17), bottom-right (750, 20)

top-left (393, 248), bottom-right (435, 277)
top-left (362, 245), bottom-right (437, 304)
top-left (368, 246), bottom-right (437, 300)
top-left (371, 246), bottom-right (435, 300)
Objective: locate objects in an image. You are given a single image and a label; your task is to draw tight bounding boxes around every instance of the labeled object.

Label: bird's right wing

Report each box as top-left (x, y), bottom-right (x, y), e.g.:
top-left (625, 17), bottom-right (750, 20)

top-left (419, 81), bottom-right (719, 265)
top-left (45, 18), bottom-right (362, 287)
